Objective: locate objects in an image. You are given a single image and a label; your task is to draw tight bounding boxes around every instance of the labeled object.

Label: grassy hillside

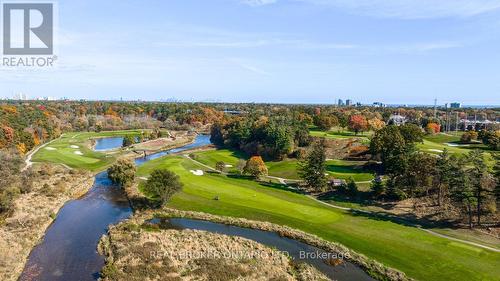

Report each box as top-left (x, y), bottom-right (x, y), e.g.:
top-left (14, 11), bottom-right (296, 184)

top-left (136, 155), bottom-right (500, 281)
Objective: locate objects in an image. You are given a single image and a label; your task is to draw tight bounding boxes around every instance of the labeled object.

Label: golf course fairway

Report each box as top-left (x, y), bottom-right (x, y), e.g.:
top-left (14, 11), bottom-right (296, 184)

top-left (193, 149), bottom-right (375, 182)
top-left (31, 130), bottom-right (147, 171)
top-left (136, 155), bottom-right (500, 281)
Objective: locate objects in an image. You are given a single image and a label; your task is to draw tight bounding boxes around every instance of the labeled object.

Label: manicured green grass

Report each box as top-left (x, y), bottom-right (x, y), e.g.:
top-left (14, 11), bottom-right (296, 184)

top-left (193, 148), bottom-right (245, 173)
top-left (194, 149), bottom-right (374, 181)
top-left (418, 139), bottom-right (491, 156)
top-left (32, 130), bottom-right (147, 171)
top-left (423, 133), bottom-right (463, 144)
top-left (309, 128), bottom-right (372, 141)
top-left (137, 155), bottom-right (500, 281)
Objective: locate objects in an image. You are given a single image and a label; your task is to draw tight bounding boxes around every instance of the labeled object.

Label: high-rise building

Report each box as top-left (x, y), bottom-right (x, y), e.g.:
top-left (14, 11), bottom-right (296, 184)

top-left (14, 93), bottom-right (27, 100)
top-left (346, 99), bottom-right (352, 106)
top-left (450, 102), bottom-right (462, 109)
top-left (338, 99), bottom-right (344, 106)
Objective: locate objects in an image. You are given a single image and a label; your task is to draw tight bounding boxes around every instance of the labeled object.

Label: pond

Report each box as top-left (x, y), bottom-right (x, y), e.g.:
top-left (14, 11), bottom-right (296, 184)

top-left (147, 217), bottom-right (376, 281)
top-left (93, 137), bottom-right (124, 151)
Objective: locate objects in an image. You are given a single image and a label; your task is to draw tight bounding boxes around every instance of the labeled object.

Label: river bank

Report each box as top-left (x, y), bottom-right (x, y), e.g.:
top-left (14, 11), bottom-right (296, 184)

top-left (0, 165), bottom-right (94, 281)
top-left (99, 217), bottom-right (329, 281)
top-left (115, 208), bottom-right (410, 281)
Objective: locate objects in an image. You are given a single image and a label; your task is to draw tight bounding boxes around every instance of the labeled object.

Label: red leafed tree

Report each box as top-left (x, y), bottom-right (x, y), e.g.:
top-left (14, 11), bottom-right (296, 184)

top-left (348, 115), bottom-right (368, 135)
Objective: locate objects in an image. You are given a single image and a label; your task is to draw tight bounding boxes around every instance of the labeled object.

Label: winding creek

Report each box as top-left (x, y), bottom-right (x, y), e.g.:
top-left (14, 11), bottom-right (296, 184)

top-left (20, 134), bottom-right (373, 281)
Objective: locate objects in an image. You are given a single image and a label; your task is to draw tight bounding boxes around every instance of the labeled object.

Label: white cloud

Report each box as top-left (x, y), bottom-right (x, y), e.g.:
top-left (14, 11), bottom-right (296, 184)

top-left (385, 41), bottom-right (463, 53)
top-left (243, 0), bottom-right (500, 19)
top-left (241, 0), bottom-right (277, 6)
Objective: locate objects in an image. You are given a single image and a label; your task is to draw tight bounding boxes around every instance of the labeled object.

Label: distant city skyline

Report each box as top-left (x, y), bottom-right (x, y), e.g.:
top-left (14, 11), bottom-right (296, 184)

top-left (1, 0), bottom-right (499, 104)
top-left (2, 92), bottom-right (496, 108)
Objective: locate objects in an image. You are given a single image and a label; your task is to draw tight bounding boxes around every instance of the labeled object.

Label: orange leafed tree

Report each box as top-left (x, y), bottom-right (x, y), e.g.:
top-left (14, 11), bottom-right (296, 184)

top-left (426, 123), bottom-right (441, 134)
top-left (17, 143), bottom-right (27, 155)
top-left (243, 156), bottom-right (268, 178)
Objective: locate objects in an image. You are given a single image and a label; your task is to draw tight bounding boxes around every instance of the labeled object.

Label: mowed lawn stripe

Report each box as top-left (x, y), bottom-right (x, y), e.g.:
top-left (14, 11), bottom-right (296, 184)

top-left (137, 155), bottom-right (500, 281)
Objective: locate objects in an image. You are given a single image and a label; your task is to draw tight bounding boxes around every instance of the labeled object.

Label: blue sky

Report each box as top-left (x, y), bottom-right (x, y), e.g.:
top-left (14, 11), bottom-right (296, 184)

top-left (1, 0), bottom-right (500, 105)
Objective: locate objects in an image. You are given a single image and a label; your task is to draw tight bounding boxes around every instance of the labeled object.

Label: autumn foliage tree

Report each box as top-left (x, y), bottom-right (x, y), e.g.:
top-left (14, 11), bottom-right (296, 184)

top-left (313, 114), bottom-right (338, 131)
top-left (368, 118), bottom-right (385, 131)
top-left (425, 123), bottom-right (441, 134)
top-left (243, 156), bottom-right (268, 178)
top-left (348, 115), bottom-right (368, 135)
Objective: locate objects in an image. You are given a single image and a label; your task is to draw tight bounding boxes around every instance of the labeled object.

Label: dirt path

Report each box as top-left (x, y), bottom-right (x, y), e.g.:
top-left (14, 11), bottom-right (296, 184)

top-left (22, 136), bottom-right (62, 171)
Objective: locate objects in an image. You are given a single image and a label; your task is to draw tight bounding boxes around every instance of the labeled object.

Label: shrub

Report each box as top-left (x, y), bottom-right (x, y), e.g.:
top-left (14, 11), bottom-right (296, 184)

top-left (461, 131), bottom-right (478, 143)
top-left (0, 188), bottom-right (18, 214)
top-left (108, 158), bottom-right (136, 187)
top-left (346, 178), bottom-right (358, 196)
top-left (215, 161), bottom-right (226, 172)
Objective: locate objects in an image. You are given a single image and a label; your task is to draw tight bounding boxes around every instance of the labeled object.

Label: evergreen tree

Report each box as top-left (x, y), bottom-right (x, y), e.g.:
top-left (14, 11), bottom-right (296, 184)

top-left (449, 158), bottom-right (476, 229)
top-left (298, 138), bottom-right (327, 192)
top-left (371, 178), bottom-right (386, 198)
top-left (435, 149), bottom-right (454, 206)
top-left (467, 150), bottom-right (495, 226)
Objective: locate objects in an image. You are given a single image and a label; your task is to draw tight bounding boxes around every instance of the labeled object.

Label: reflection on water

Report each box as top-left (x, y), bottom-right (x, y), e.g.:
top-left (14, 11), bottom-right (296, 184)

top-left (147, 218), bottom-right (375, 281)
top-left (19, 172), bottom-right (132, 281)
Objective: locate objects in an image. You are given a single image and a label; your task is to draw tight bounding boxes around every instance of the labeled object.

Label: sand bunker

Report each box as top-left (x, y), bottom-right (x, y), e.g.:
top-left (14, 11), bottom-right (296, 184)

top-left (74, 151), bottom-right (84, 155)
top-left (445, 143), bottom-right (469, 147)
top-left (45, 147), bottom-right (57, 151)
top-left (225, 164), bottom-right (233, 168)
top-left (70, 145), bottom-right (79, 149)
top-left (190, 170), bottom-right (204, 176)
top-left (428, 149), bottom-right (443, 153)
